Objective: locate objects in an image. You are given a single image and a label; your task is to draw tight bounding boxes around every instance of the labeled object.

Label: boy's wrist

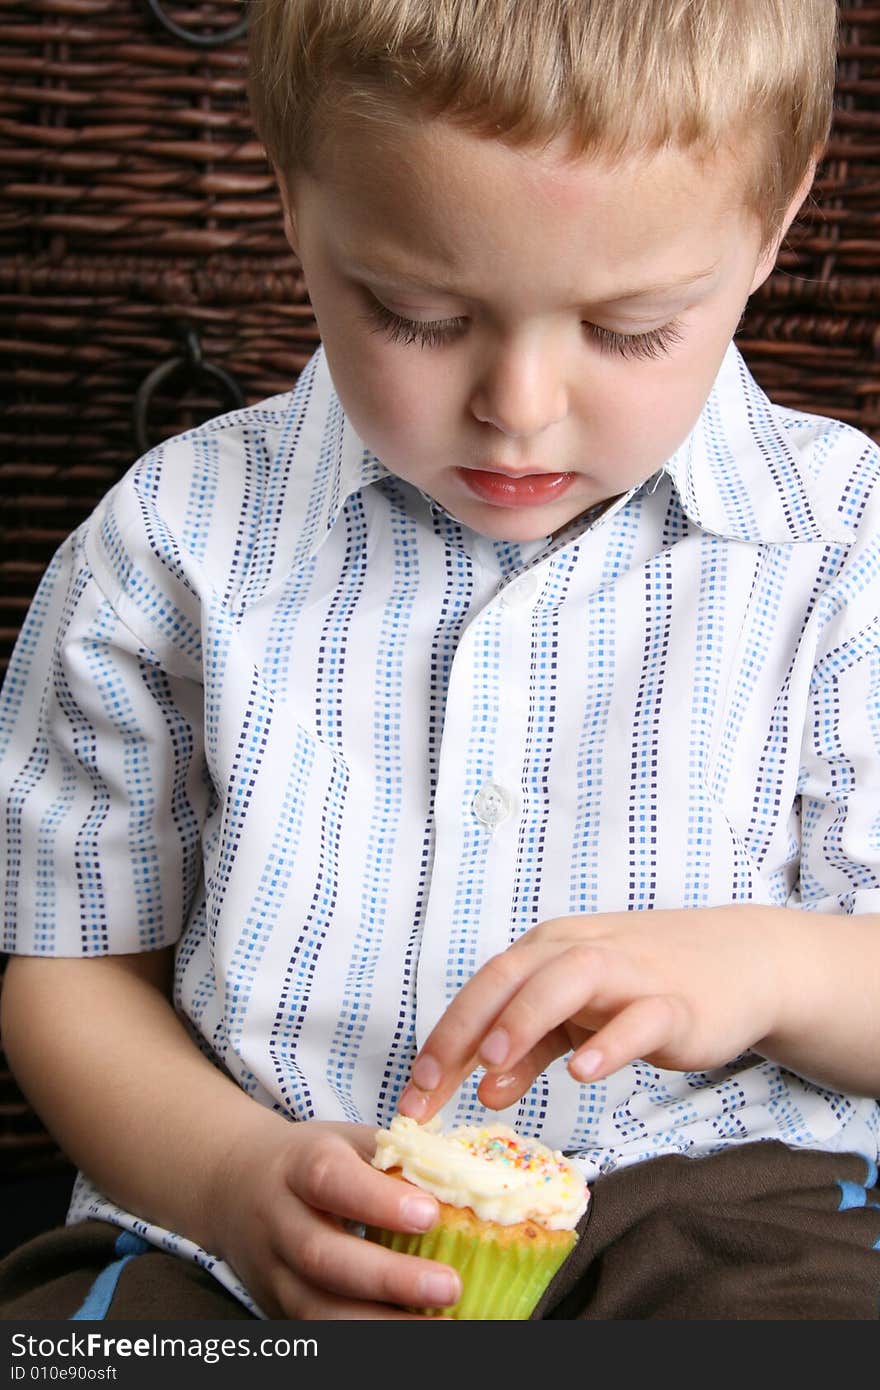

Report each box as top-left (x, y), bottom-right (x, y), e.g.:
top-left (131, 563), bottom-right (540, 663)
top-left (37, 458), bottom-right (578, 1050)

top-left (198, 1100), bottom-right (297, 1257)
top-left (748, 904), bottom-right (811, 1056)
top-left (751, 906), bottom-right (880, 1094)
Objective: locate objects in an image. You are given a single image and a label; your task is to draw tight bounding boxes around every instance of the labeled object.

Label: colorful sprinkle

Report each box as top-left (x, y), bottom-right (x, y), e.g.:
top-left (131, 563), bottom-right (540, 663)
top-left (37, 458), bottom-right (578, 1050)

top-left (455, 1127), bottom-right (573, 1183)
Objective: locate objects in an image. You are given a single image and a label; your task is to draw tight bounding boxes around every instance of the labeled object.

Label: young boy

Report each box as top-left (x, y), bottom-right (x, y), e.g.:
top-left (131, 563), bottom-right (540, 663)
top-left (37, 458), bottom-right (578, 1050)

top-left (1, 0), bottom-right (878, 1321)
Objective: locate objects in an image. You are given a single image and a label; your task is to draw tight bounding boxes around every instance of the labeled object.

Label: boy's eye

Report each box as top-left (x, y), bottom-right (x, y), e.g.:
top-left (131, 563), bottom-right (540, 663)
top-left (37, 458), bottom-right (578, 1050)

top-left (583, 319), bottom-right (684, 361)
top-left (362, 292), bottom-right (684, 361)
top-left (363, 295), bottom-right (466, 349)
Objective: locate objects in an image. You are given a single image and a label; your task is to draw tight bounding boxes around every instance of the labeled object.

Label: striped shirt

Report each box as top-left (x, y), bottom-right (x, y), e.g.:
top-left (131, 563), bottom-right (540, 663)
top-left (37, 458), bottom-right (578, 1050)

top-left (2, 341), bottom-right (880, 1313)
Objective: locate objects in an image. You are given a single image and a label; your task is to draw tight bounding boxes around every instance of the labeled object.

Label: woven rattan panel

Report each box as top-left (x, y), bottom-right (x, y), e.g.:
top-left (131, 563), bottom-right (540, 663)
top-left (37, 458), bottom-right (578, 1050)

top-left (0, 1), bottom-right (878, 1179)
top-left (0, 0), bottom-right (320, 1180)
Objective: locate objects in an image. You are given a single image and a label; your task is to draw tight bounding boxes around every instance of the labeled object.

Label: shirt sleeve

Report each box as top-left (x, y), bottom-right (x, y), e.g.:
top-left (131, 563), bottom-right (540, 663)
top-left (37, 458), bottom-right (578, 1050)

top-left (792, 623), bottom-right (880, 915)
top-left (1, 503), bottom-right (210, 957)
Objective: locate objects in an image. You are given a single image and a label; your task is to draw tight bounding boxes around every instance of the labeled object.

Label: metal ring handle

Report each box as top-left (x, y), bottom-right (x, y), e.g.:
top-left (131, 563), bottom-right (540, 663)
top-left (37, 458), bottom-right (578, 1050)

top-left (145, 0), bottom-right (249, 48)
top-left (133, 350), bottom-right (246, 455)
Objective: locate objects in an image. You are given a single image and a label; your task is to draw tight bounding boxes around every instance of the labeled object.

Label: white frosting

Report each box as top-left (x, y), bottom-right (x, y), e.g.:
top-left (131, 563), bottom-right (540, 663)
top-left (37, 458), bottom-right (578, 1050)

top-left (372, 1116), bottom-right (589, 1229)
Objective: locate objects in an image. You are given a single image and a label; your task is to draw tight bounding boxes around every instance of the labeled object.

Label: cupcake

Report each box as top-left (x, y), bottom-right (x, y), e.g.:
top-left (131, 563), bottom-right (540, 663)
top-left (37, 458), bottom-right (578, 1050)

top-left (365, 1115), bottom-right (589, 1319)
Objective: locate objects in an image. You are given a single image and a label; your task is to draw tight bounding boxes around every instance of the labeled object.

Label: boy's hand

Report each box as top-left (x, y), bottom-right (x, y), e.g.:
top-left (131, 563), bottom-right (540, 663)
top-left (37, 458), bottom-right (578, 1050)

top-left (211, 1116), bottom-right (460, 1318)
top-left (398, 905), bottom-right (789, 1120)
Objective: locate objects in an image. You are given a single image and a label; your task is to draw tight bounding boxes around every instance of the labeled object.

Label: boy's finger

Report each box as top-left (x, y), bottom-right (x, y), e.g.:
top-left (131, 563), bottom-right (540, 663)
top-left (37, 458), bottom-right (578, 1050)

top-left (400, 943), bottom-right (612, 1121)
top-left (292, 1140), bottom-right (441, 1234)
top-left (472, 945), bottom-right (618, 1071)
top-left (272, 1217), bottom-right (462, 1312)
top-left (475, 1027), bottom-right (570, 1109)
top-left (568, 993), bottom-right (685, 1083)
top-left (397, 947), bottom-right (544, 1119)
top-left (275, 1271), bottom-right (445, 1321)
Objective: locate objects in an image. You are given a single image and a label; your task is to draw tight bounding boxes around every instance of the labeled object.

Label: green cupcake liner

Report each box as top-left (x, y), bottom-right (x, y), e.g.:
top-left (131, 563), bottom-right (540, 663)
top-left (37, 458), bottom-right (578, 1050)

top-left (366, 1222), bottom-right (574, 1319)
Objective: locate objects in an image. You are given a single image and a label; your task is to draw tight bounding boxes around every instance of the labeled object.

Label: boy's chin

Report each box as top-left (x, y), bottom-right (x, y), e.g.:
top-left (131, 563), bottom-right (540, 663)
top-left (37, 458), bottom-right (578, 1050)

top-left (453, 509), bottom-right (556, 543)
top-left (457, 503), bottom-right (583, 545)
top-left (428, 492), bottom-right (567, 543)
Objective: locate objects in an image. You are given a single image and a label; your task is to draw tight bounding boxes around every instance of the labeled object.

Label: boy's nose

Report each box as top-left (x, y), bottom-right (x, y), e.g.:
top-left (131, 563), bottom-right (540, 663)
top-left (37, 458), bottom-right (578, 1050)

top-left (470, 342), bottom-right (568, 438)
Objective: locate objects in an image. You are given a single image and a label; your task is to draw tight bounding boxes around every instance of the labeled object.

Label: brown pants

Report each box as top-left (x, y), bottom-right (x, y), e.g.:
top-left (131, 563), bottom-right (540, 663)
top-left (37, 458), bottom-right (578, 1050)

top-left (1, 1142), bottom-right (878, 1320)
top-left (534, 1140), bottom-right (880, 1319)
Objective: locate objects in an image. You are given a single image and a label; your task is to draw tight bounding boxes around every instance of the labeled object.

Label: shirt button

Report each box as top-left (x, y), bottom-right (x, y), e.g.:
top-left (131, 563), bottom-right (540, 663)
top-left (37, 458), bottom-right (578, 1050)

top-left (500, 572), bottom-right (539, 607)
top-left (472, 781), bottom-right (514, 828)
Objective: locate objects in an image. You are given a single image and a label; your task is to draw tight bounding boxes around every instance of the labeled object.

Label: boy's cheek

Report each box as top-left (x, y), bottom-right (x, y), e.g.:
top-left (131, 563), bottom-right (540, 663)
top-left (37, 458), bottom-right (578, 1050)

top-left (584, 370), bottom-right (683, 437)
top-left (341, 350), bottom-right (446, 427)
top-left (328, 358), bottom-right (436, 459)
top-left (634, 349), bottom-right (727, 433)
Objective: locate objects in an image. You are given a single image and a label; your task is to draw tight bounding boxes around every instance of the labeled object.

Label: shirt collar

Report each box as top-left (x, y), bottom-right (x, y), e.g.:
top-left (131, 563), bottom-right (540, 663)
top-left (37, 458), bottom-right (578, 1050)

top-left (662, 342), bottom-right (854, 546)
top-left (274, 346), bottom-right (389, 572)
top-left (277, 341), bottom-right (853, 571)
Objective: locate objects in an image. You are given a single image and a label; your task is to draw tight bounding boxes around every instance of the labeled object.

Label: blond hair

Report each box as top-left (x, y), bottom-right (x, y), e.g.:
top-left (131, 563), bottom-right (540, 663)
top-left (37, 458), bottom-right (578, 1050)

top-left (248, 0), bottom-right (838, 242)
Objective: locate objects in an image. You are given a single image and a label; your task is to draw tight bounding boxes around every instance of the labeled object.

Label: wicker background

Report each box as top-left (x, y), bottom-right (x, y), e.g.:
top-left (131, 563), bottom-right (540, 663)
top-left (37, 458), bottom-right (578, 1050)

top-left (0, 0), bottom-right (878, 1183)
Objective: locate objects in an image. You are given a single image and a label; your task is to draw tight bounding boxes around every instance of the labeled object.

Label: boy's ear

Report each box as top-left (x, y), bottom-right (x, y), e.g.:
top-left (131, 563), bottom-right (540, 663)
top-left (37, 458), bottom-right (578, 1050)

top-left (749, 151), bottom-right (822, 294)
top-left (274, 166), bottom-right (301, 257)
top-left (282, 204), bottom-right (300, 258)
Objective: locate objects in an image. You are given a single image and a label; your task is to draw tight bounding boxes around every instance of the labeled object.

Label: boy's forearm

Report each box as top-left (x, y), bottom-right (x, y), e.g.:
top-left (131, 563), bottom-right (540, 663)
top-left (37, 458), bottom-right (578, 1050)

top-left (756, 906), bottom-right (880, 1096)
top-left (0, 951), bottom-right (287, 1254)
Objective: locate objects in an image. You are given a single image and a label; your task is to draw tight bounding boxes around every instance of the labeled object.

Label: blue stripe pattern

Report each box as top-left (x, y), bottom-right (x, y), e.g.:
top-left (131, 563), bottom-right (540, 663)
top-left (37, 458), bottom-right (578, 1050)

top-left (2, 341), bottom-right (880, 1313)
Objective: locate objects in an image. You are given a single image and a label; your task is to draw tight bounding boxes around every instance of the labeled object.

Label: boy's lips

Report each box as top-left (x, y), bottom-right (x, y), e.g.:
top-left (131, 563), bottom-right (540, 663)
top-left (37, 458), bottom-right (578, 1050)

top-left (457, 466), bottom-right (575, 508)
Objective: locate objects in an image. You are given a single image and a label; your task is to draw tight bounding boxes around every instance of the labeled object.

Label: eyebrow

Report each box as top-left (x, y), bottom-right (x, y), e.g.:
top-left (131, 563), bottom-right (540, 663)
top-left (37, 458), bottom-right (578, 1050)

top-left (343, 256), bottom-right (721, 306)
top-left (599, 264), bottom-right (720, 303)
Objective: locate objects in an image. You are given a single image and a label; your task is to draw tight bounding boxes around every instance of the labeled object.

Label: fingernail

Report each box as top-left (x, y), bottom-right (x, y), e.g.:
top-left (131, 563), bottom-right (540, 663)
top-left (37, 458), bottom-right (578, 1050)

top-left (398, 1084), bottom-right (429, 1119)
top-left (411, 1053), bottom-right (442, 1090)
top-left (418, 1270), bottom-right (460, 1307)
top-left (571, 1048), bottom-right (602, 1080)
top-left (401, 1195), bottom-right (438, 1231)
top-left (480, 1028), bottom-right (509, 1067)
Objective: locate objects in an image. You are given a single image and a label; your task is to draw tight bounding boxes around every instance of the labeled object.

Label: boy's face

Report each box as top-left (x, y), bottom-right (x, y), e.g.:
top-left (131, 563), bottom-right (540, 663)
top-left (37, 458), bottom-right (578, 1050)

top-left (281, 118), bottom-right (789, 541)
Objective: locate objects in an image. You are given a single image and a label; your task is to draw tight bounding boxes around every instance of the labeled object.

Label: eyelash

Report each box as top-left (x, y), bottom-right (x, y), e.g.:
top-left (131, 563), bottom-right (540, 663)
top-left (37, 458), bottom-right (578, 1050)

top-left (364, 297), bottom-right (468, 350)
top-left (363, 295), bottom-right (683, 361)
top-left (586, 319), bottom-right (683, 361)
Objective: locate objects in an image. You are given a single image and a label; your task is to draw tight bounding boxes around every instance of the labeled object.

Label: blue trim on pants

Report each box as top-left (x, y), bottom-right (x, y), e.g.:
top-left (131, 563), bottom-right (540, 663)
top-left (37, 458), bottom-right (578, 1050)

top-left (69, 1232), bottom-right (151, 1320)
